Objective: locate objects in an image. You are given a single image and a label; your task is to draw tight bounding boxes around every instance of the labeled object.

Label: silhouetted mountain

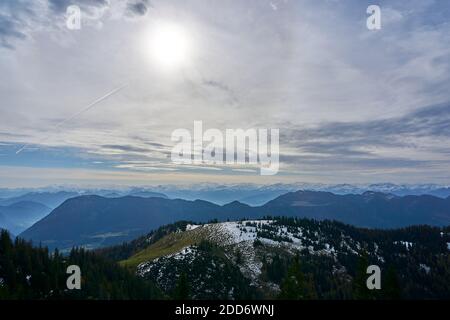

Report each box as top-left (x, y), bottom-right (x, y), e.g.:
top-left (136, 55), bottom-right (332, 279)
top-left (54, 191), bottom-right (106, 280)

top-left (128, 191), bottom-right (168, 199)
top-left (155, 184), bottom-right (294, 205)
top-left (0, 201), bottom-right (52, 235)
top-left (19, 196), bottom-right (255, 251)
top-left (19, 191), bottom-right (450, 251)
top-left (237, 190), bottom-right (290, 206)
top-left (0, 191), bottom-right (78, 208)
top-left (261, 190), bottom-right (450, 227)
top-left (153, 183), bottom-right (450, 205)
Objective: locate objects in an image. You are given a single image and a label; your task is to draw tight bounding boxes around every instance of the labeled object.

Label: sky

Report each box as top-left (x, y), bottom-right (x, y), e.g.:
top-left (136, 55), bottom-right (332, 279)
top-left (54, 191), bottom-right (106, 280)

top-left (0, 0), bottom-right (449, 187)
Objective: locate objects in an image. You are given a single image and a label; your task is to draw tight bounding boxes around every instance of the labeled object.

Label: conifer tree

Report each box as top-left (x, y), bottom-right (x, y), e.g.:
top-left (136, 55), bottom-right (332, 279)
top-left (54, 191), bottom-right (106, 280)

top-left (279, 256), bottom-right (305, 299)
top-left (173, 272), bottom-right (190, 300)
top-left (383, 266), bottom-right (401, 300)
top-left (353, 252), bottom-right (376, 299)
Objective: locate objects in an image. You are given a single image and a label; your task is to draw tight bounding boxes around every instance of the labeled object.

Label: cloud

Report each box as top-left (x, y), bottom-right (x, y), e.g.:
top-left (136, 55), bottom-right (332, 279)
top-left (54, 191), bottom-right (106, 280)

top-left (279, 103), bottom-right (450, 177)
top-left (47, 0), bottom-right (108, 13)
top-left (0, 0), bottom-right (38, 49)
top-left (101, 144), bottom-right (150, 153)
top-left (0, 0), bottom-right (152, 49)
top-left (285, 103), bottom-right (450, 144)
top-left (201, 79), bottom-right (239, 107)
top-left (0, 14), bottom-right (26, 48)
top-left (1, 0), bottom-right (450, 185)
top-left (126, 0), bottom-right (152, 16)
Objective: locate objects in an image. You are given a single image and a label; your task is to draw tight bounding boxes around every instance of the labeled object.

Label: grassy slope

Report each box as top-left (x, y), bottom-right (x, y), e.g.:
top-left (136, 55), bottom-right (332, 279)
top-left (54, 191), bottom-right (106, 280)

top-left (120, 226), bottom-right (210, 269)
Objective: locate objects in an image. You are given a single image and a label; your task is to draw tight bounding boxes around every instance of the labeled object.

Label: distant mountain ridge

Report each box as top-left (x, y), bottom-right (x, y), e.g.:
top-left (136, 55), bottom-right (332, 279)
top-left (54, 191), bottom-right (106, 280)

top-left (0, 201), bottom-right (51, 235)
top-left (265, 190), bottom-right (450, 227)
top-left (127, 191), bottom-right (168, 199)
top-left (0, 190), bottom-right (168, 208)
top-left (19, 190), bottom-right (450, 251)
top-left (0, 191), bottom-right (79, 208)
top-left (2, 183), bottom-right (450, 207)
top-left (152, 183), bottom-right (450, 205)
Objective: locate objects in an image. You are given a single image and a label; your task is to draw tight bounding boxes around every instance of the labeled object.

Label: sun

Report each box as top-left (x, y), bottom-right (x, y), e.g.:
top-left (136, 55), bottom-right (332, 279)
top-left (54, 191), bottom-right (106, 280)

top-left (149, 22), bottom-right (191, 70)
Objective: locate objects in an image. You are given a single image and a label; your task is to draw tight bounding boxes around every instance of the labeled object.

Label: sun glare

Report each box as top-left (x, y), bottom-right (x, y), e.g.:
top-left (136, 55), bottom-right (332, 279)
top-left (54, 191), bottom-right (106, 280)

top-left (149, 22), bottom-right (191, 70)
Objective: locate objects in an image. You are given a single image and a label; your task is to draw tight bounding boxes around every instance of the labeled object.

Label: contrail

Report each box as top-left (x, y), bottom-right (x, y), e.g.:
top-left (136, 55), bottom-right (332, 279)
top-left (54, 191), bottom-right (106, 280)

top-left (16, 84), bottom-right (127, 154)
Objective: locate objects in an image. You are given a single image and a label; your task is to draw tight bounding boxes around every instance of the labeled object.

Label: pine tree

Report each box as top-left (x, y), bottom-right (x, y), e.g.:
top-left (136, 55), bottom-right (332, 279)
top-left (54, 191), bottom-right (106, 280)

top-left (303, 274), bottom-right (318, 299)
top-left (279, 256), bottom-right (306, 299)
top-left (173, 272), bottom-right (190, 300)
top-left (353, 252), bottom-right (375, 299)
top-left (383, 266), bottom-right (401, 300)
top-left (0, 229), bottom-right (13, 256)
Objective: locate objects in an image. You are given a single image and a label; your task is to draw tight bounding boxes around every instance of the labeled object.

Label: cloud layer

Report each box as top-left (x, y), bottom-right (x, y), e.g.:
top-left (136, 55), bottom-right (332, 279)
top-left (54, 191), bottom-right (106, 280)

top-left (0, 0), bottom-right (449, 186)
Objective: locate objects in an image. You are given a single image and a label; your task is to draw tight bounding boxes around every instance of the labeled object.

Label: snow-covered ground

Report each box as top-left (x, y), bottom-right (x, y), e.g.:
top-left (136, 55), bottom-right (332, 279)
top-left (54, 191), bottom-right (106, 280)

top-left (186, 224), bottom-right (200, 231)
top-left (186, 220), bottom-right (344, 284)
top-left (203, 221), bottom-right (267, 284)
top-left (135, 219), bottom-right (448, 293)
top-left (203, 220), bottom-right (271, 245)
top-left (394, 241), bottom-right (414, 250)
top-left (137, 246), bottom-right (197, 277)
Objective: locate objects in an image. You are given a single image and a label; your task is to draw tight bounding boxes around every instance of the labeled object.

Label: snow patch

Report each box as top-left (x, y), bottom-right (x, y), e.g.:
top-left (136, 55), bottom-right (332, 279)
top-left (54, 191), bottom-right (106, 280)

top-left (186, 224), bottom-right (200, 231)
top-left (419, 264), bottom-right (431, 274)
top-left (394, 241), bottom-right (413, 250)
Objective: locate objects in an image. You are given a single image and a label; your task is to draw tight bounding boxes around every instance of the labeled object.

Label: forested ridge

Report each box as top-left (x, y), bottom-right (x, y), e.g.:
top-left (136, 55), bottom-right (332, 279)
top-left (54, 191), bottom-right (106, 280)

top-left (1, 217), bottom-right (449, 300)
top-left (0, 230), bottom-right (162, 299)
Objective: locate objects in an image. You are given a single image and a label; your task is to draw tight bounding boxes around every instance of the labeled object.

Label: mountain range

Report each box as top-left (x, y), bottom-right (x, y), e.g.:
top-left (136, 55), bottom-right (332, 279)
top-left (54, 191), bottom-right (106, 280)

top-left (0, 191), bottom-right (79, 208)
top-left (0, 190), bottom-right (168, 208)
top-left (2, 183), bottom-right (450, 207)
top-left (0, 201), bottom-right (51, 235)
top-left (19, 190), bottom-right (450, 251)
top-left (0, 190), bottom-right (169, 235)
top-left (0, 191), bottom-right (78, 234)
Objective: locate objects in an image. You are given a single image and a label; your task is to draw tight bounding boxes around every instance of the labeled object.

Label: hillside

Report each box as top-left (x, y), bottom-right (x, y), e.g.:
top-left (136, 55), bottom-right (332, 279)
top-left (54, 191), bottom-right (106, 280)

top-left (19, 195), bottom-right (254, 251)
top-left (109, 218), bottom-right (450, 299)
top-left (0, 230), bottom-right (163, 299)
top-left (19, 191), bottom-right (450, 251)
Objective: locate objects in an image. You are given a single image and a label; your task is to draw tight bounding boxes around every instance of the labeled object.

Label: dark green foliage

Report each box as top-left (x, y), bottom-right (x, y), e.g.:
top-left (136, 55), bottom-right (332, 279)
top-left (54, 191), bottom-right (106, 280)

top-left (140, 240), bottom-right (258, 300)
top-left (279, 257), bottom-right (304, 299)
top-left (258, 217), bottom-right (450, 300)
top-left (4, 215), bottom-right (449, 300)
top-left (253, 239), bottom-right (263, 247)
top-left (173, 272), bottom-right (190, 300)
top-left (0, 230), bottom-right (163, 300)
top-left (382, 266), bottom-right (401, 300)
top-left (352, 252), bottom-right (375, 300)
top-left (104, 216), bottom-right (449, 300)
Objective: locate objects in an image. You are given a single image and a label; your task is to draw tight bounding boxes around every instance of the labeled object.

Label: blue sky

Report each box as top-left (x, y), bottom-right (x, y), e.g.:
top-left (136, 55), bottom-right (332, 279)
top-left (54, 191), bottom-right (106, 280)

top-left (0, 0), bottom-right (449, 187)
